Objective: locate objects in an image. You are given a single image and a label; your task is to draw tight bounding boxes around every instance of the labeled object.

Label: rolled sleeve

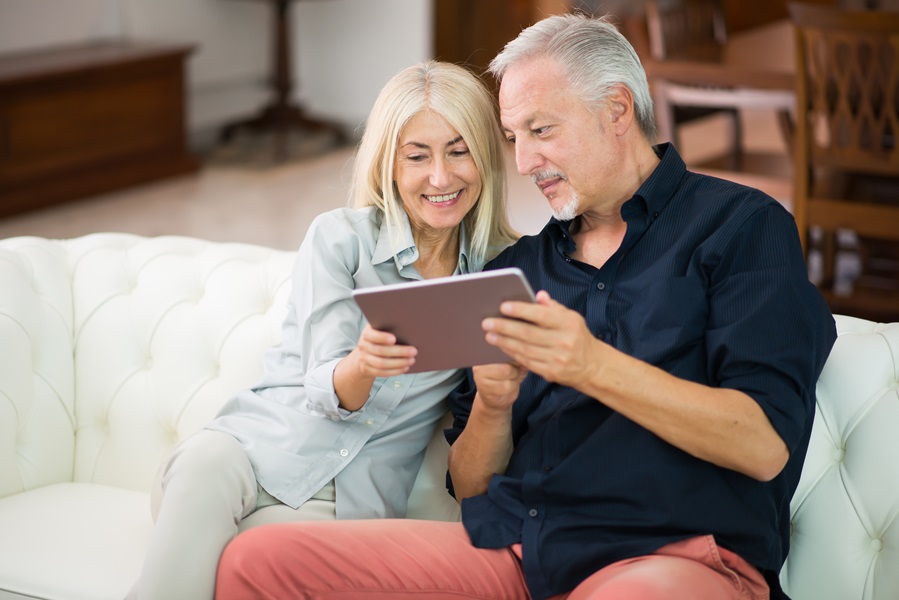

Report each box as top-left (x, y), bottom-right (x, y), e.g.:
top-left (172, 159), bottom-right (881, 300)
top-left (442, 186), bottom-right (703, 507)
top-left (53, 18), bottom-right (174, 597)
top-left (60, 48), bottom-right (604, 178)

top-left (705, 204), bottom-right (835, 452)
top-left (253, 211), bottom-right (373, 418)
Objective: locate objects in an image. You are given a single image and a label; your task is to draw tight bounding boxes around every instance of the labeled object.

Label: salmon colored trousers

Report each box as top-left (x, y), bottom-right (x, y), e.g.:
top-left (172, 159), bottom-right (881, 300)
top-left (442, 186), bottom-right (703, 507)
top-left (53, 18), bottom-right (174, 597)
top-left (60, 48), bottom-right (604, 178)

top-left (215, 519), bottom-right (770, 599)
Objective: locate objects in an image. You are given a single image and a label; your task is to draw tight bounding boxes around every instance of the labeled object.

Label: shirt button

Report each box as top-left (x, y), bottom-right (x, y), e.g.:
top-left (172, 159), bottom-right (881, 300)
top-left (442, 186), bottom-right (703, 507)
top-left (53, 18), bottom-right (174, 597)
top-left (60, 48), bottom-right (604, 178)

top-left (366, 418), bottom-right (375, 426)
top-left (596, 282), bottom-right (606, 290)
top-left (393, 381), bottom-right (402, 389)
top-left (339, 448), bottom-right (349, 458)
top-left (528, 508), bottom-right (538, 517)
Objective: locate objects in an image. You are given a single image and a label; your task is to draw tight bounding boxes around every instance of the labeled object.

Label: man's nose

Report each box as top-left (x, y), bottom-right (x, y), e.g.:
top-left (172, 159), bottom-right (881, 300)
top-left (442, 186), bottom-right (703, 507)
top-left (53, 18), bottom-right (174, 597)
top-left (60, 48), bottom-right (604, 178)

top-left (514, 139), bottom-right (540, 176)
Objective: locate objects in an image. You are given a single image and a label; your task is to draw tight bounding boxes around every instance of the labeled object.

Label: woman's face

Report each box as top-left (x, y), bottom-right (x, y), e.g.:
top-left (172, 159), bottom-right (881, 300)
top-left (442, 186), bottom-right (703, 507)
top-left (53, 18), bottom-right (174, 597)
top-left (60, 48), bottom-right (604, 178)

top-left (393, 110), bottom-right (482, 236)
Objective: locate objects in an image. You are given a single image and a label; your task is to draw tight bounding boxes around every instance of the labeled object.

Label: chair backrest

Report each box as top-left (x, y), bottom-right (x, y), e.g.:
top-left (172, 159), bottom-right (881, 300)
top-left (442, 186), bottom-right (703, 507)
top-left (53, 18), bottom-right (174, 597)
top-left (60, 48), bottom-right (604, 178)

top-left (790, 3), bottom-right (899, 177)
top-left (789, 3), bottom-right (899, 319)
top-left (645, 0), bottom-right (728, 60)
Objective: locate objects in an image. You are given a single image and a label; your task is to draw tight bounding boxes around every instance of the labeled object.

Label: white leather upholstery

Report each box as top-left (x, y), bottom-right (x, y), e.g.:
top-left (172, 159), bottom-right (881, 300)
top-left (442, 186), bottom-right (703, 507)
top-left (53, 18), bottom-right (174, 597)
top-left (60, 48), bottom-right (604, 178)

top-left (0, 233), bottom-right (458, 600)
top-left (780, 316), bottom-right (899, 600)
top-left (0, 233), bottom-right (895, 600)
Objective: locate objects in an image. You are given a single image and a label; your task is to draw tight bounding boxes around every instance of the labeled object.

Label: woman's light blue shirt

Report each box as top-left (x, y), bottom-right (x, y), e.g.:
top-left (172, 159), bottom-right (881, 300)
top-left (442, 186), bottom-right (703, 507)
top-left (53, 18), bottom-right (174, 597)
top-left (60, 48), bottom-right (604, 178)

top-left (206, 206), bottom-right (485, 518)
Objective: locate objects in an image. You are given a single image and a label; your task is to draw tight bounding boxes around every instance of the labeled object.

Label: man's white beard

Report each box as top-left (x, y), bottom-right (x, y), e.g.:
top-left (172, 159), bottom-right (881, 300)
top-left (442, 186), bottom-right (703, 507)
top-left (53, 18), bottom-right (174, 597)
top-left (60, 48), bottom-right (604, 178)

top-left (553, 192), bottom-right (579, 221)
top-left (532, 170), bottom-right (579, 221)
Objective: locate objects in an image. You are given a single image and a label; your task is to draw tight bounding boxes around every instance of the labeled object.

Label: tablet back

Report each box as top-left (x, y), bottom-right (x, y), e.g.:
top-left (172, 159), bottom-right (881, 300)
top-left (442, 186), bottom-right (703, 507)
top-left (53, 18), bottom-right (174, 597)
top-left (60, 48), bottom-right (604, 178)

top-left (352, 268), bottom-right (535, 373)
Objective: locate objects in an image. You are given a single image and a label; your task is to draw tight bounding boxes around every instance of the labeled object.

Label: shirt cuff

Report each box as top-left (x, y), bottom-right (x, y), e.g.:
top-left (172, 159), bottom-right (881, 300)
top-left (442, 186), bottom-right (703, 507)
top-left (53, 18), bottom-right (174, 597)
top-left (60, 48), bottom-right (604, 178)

top-left (304, 357), bottom-right (354, 419)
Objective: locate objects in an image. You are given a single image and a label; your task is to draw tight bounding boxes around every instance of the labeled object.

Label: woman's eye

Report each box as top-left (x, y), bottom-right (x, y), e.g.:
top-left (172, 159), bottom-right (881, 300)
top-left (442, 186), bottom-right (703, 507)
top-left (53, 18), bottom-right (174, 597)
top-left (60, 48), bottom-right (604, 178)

top-left (450, 149), bottom-right (470, 158)
top-left (506, 136), bottom-right (516, 144)
top-left (406, 154), bottom-right (427, 162)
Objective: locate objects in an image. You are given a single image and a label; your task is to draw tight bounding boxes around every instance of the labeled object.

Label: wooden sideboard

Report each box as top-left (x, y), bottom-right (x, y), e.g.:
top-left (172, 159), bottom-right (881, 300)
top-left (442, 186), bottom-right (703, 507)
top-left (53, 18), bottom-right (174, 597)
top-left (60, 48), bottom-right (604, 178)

top-left (0, 41), bottom-right (199, 217)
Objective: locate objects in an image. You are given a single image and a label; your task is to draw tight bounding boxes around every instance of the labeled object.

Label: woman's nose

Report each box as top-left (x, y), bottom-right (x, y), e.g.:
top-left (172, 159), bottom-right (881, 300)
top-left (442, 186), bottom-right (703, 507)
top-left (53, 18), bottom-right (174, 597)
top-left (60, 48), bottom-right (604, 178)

top-left (429, 157), bottom-right (452, 189)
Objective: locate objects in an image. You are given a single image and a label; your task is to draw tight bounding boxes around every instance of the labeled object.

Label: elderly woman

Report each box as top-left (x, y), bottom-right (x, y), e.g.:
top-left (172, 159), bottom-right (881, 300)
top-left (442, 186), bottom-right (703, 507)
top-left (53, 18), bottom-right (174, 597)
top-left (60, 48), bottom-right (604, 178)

top-left (126, 61), bottom-right (517, 600)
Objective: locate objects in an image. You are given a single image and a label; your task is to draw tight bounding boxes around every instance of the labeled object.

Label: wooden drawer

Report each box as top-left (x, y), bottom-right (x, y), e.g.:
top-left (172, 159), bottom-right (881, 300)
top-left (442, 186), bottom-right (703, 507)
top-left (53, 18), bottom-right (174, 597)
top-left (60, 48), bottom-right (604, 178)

top-left (0, 42), bottom-right (199, 217)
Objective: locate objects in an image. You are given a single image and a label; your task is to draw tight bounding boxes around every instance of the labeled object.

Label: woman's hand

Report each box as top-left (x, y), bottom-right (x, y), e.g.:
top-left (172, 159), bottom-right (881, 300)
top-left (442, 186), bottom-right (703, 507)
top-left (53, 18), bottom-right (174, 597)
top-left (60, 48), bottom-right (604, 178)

top-left (352, 324), bottom-right (418, 378)
top-left (334, 325), bottom-right (417, 411)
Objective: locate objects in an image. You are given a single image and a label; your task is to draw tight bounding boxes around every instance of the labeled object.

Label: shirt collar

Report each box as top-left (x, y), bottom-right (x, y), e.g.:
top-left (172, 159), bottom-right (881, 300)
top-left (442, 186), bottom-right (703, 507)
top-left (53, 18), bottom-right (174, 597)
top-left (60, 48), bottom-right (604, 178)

top-left (547, 142), bottom-right (687, 243)
top-left (370, 207), bottom-right (473, 275)
top-left (629, 142), bottom-right (686, 222)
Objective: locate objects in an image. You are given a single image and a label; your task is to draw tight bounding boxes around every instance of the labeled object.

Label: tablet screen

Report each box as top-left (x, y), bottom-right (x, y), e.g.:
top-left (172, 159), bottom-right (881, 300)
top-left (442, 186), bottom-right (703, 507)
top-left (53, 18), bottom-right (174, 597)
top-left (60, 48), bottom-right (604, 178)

top-left (352, 267), bottom-right (536, 373)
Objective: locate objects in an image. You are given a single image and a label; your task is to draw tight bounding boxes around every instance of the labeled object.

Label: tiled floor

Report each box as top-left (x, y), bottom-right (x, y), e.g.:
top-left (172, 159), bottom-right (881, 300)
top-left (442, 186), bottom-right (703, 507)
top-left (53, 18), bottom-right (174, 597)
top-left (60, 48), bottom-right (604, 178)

top-left (0, 111), bottom-right (789, 250)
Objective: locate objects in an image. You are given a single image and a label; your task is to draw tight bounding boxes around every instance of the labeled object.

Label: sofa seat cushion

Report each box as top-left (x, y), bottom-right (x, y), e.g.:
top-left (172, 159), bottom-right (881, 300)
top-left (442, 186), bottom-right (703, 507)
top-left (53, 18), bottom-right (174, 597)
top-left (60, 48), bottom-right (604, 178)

top-left (0, 483), bottom-right (151, 600)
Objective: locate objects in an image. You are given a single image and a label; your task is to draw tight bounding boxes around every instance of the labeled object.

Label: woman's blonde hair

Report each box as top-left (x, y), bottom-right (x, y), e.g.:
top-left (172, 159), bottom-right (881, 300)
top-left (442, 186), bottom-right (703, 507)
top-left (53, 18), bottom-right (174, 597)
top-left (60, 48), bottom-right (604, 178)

top-left (350, 61), bottom-right (517, 264)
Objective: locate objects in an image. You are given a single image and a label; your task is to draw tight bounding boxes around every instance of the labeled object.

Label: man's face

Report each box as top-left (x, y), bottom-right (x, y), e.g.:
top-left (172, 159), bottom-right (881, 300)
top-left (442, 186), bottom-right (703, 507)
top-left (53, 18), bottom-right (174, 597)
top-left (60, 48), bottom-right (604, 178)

top-left (498, 56), bottom-right (616, 219)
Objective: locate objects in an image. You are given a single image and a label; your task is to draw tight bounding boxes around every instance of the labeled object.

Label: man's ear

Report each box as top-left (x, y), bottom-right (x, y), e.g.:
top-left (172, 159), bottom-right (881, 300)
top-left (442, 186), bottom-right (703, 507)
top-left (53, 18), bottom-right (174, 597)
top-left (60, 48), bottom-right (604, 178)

top-left (607, 84), bottom-right (635, 135)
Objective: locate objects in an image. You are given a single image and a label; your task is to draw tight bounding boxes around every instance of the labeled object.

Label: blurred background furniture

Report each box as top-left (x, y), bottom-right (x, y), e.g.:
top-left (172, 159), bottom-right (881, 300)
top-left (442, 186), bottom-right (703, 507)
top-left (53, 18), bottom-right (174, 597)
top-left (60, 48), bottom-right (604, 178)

top-left (219, 0), bottom-right (347, 160)
top-left (640, 0), bottom-right (796, 173)
top-left (0, 42), bottom-right (198, 218)
top-left (839, 0), bottom-right (899, 9)
top-left (643, 0), bottom-right (743, 158)
top-left (433, 0), bottom-right (539, 85)
top-left (790, 2), bottom-right (899, 322)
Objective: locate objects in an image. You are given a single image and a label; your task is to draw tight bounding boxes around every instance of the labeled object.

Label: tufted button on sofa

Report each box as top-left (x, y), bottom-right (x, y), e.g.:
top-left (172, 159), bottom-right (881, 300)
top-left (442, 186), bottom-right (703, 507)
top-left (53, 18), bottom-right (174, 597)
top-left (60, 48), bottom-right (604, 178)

top-left (0, 233), bottom-right (896, 600)
top-left (779, 315), bottom-right (899, 599)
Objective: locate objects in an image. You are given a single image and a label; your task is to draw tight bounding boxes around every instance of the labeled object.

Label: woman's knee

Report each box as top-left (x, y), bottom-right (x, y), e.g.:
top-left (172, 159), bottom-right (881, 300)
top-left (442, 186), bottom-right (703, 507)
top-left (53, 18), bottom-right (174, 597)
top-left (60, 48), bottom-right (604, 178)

top-left (165, 431), bottom-right (248, 475)
top-left (160, 431), bottom-right (253, 493)
top-left (154, 431), bottom-right (257, 515)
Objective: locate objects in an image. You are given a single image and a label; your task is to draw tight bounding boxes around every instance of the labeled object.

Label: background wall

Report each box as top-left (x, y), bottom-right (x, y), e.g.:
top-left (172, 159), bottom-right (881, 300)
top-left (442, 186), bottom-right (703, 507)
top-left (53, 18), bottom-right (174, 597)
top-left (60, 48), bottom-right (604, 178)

top-left (0, 0), bottom-right (432, 141)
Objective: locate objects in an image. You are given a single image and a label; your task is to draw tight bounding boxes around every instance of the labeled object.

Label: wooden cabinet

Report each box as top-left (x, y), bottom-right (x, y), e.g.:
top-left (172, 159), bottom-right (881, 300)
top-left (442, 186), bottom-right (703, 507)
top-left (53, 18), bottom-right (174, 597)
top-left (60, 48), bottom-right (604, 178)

top-left (0, 42), bottom-right (198, 217)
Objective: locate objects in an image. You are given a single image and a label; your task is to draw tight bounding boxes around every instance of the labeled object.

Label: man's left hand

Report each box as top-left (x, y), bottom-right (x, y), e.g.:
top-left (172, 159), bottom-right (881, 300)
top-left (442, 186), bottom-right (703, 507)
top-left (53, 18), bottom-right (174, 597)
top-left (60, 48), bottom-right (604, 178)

top-left (482, 290), bottom-right (600, 389)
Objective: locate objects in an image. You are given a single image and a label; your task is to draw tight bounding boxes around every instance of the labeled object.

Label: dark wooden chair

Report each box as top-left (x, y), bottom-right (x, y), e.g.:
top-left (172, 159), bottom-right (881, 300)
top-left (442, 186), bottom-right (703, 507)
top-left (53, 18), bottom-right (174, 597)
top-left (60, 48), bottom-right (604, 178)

top-left (790, 2), bottom-right (899, 320)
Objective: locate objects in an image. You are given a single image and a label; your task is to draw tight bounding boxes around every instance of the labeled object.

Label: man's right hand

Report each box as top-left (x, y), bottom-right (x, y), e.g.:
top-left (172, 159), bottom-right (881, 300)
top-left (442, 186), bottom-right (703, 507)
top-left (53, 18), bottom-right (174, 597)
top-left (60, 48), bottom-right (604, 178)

top-left (448, 362), bottom-right (524, 502)
top-left (472, 362), bottom-right (527, 412)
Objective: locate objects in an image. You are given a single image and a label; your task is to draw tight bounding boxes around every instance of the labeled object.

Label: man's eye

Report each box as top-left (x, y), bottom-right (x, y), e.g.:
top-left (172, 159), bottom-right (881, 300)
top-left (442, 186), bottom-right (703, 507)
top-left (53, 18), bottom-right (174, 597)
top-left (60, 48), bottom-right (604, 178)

top-left (533, 126), bottom-right (550, 136)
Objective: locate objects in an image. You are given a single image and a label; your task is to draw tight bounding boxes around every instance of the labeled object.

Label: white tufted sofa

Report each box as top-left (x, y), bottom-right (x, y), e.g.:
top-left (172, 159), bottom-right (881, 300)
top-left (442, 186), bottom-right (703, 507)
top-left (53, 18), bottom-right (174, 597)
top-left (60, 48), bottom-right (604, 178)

top-left (0, 233), bottom-right (896, 600)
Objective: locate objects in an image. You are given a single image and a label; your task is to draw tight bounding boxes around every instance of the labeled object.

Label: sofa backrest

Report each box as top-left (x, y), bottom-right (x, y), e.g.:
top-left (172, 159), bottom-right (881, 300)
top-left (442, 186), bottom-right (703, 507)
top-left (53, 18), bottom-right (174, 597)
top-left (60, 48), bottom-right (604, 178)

top-left (780, 315), bottom-right (899, 600)
top-left (0, 236), bottom-right (75, 497)
top-left (0, 233), bottom-right (460, 520)
top-left (0, 234), bottom-right (294, 496)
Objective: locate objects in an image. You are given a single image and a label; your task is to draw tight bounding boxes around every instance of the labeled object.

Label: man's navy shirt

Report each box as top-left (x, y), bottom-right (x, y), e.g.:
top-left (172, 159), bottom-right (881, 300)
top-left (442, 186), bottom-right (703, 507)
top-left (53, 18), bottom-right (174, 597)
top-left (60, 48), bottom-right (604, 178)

top-left (445, 144), bottom-right (837, 600)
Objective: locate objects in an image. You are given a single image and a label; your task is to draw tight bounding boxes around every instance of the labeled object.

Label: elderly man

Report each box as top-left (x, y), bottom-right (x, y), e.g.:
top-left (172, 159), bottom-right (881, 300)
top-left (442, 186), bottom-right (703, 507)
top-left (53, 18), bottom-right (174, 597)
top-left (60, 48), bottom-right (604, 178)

top-left (215, 14), bottom-right (836, 600)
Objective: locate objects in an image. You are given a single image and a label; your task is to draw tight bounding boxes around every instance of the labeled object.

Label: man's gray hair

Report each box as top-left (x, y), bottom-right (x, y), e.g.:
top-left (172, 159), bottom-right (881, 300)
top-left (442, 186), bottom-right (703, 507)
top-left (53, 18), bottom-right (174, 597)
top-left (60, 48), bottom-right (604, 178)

top-left (489, 13), bottom-right (657, 142)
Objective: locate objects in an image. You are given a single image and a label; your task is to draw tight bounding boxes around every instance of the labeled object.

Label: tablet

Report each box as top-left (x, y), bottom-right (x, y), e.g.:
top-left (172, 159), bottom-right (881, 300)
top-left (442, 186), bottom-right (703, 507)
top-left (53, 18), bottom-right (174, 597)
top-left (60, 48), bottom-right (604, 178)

top-left (352, 267), bottom-right (536, 373)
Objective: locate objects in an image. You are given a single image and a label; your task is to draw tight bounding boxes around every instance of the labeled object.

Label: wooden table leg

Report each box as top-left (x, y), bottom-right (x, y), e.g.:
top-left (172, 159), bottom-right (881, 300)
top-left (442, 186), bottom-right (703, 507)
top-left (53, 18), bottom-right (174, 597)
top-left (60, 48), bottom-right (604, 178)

top-left (220, 0), bottom-right (347, 160)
